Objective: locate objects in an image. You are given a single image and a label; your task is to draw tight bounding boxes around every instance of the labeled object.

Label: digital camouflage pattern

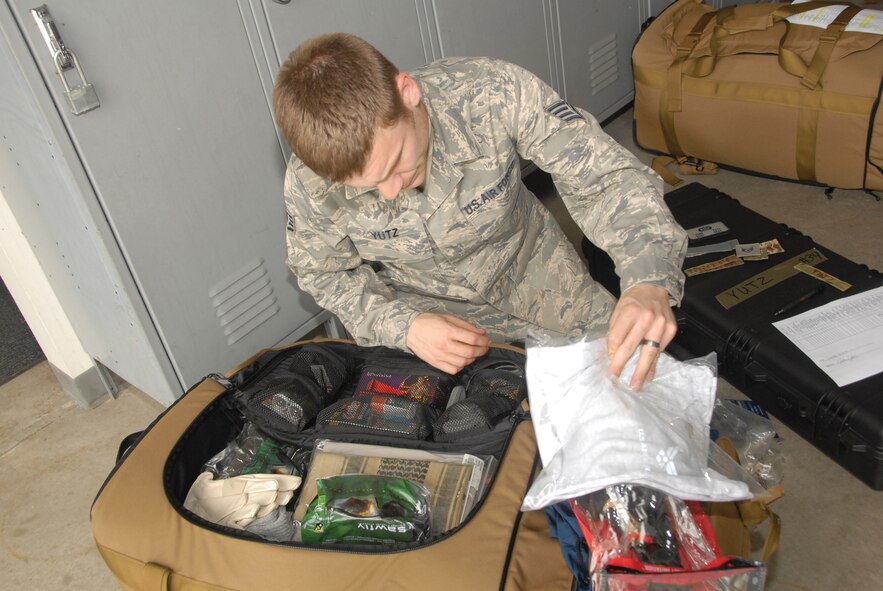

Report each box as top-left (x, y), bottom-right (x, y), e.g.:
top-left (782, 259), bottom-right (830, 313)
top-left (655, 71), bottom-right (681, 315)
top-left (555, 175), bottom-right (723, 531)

top-left (284, 58), bottom-right (687, 350)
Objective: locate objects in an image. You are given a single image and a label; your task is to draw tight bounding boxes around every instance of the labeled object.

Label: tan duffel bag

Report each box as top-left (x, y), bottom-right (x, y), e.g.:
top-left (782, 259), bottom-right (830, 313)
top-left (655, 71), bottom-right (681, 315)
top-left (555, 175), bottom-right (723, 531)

top-left (91, 339), bottom-right (573, 591)
top-left (633, 0), bottom-right (883, 191)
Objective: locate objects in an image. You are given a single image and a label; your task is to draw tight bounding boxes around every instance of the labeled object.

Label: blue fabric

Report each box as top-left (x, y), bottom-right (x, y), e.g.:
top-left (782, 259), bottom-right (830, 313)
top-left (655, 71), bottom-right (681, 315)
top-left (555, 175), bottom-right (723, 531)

top-left (545, 501), bottom-right (592, 591)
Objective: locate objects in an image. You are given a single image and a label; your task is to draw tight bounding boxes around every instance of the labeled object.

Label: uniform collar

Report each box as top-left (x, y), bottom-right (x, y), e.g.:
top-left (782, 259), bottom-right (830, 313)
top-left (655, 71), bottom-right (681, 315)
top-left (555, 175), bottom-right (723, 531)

top-left (419, 80), bottom-right (482, 167)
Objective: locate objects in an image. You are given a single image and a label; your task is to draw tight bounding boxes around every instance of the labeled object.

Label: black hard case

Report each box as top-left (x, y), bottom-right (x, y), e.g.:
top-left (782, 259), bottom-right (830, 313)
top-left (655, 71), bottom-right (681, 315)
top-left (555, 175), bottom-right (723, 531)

top-left (582, 183), bottom-right (883, 490)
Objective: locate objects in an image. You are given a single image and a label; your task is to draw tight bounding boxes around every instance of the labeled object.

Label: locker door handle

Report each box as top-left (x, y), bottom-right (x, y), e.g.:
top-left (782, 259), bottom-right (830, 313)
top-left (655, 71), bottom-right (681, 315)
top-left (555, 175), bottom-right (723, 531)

top-left (30, 4), bottom-right (100, 115)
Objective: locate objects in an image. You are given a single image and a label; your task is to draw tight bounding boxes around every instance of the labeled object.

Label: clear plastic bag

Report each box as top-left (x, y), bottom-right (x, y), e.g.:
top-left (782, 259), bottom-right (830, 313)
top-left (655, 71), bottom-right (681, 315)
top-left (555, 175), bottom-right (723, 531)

top-left (571, 484), bottom-right (717, 574)
top-left (522, 336), bottom-right (754, 509)
top-left (711, 399), bottom-right (785, 490)
top-left (300, 474), bottom-right (431, 545)
top-left (293, 439), bottom-right (495, 536)
top-left (203, 423), bottom-right (309, 479)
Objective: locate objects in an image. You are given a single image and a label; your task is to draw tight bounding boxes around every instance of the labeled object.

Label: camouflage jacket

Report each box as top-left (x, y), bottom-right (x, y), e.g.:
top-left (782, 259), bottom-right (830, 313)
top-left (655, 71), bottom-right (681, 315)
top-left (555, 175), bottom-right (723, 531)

top-left (284, 57), bottom-right (686, 350)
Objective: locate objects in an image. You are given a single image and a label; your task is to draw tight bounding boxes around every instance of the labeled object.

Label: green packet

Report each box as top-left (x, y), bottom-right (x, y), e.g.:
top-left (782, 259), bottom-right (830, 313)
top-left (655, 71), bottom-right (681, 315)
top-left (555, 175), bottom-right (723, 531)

top-left (241, 439), bottom-right (294, 476)
top-left (300, 474), bottom-right (431, 545)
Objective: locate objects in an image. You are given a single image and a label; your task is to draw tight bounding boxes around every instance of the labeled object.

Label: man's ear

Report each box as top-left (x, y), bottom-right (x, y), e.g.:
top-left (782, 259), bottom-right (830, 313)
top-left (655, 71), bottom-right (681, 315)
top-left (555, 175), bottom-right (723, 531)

top-left (396, 73), bottom-right (422, 109)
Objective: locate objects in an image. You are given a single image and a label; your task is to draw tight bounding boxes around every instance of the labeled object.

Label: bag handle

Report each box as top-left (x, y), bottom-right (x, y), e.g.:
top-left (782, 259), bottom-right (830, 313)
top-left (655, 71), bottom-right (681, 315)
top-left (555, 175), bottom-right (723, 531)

top-left (693, 2), bottom-right (863, 85)
top-left (787, 3), bottom-right (862, 90)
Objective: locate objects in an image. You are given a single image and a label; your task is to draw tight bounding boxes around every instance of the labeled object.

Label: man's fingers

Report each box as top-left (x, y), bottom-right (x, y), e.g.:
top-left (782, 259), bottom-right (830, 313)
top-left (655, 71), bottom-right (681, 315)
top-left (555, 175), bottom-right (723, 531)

top-left (444, 315), bottom-right (488, 335)
top-left (442, 338), bottom-right (488, 361)
top-left (629, 342), bottom-right (659, 391)
top-left (645, 356), bottom-right (659, 383)
top-left (406, 313), bottom-right (492, 374)
top-left (432, 359), bottom-right (463, 375)
top-left (608, 311), bottom-right (655, 377)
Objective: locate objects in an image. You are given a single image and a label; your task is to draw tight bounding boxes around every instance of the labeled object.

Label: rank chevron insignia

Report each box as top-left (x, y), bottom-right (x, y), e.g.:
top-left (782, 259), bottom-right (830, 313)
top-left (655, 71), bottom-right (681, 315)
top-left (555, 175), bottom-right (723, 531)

top-left (545, 100), bottom-right (584, 122)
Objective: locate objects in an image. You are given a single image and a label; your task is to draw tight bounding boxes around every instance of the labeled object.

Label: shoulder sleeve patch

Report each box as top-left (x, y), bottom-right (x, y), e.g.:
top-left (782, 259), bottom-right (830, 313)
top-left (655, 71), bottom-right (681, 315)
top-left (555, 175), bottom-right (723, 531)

top-left (545, 100), bottom-right (584, 123)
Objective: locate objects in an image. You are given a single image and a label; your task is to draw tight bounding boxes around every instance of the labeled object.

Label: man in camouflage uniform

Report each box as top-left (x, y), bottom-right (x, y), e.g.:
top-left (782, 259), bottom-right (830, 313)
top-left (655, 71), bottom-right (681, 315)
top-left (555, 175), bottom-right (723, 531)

top-left (274, 34), bottom-right (686, 389)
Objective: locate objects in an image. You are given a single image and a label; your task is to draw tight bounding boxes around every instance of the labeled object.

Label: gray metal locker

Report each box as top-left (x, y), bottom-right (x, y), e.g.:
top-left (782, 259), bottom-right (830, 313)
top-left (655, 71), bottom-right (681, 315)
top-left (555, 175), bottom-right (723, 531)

top-left (2, 1), bottom-right (328, 404)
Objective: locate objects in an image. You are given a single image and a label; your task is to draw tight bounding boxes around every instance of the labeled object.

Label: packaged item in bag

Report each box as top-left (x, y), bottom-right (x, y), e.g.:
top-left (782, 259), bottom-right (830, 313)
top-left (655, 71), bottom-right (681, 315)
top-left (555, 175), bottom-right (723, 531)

top-left (710, 400), bottom-right (785, 491)
top-left (317, 395), bottom-right (441, 440)
top-left (352, 357), bottom-right (458, 410)
top-left (571, 484), bottom-right (768, 590)
top-left (293, 439), bottom-right (492, 534)
top-left (203, 423), bottom-right (308, 479)
top-left (571, 484), bottom-right (718, 575)
top-left (300, 475), bottom-right (431, 545)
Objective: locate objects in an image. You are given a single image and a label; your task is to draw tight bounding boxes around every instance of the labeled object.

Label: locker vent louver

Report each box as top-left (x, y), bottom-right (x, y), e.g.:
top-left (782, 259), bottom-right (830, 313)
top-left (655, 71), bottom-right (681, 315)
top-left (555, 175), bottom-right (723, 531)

top-left (589, 33), bottom-right (618, 96)
top-left (209, 258), bottom-right (279, 345)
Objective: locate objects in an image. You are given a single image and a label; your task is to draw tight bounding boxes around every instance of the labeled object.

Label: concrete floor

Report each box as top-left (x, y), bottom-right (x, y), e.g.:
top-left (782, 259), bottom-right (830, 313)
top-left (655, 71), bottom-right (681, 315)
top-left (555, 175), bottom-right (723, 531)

top-left (1, 108), bottom-right (881, 590)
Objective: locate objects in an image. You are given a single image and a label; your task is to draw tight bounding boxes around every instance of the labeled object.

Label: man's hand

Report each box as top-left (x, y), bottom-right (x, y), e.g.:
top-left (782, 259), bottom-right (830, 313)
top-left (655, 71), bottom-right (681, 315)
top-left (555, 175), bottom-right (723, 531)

top-left (406, 313), bottom-right (491, 374)
top-left (607, 284), bottom-right (677, 390)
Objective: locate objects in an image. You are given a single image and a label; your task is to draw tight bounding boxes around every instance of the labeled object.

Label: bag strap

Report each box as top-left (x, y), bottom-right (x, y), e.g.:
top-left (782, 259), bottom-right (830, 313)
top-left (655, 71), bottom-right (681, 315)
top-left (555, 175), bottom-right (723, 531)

top-left (736, 498), bottom-right (782, 561)
top-left (660, 9), bottom-right (717, 156)
top-left (775, 3), bottom-right (863, 89)
top-left (714, 437), bottom-right (783, 561)
top-left (680, 1), bottom-right (863, 82)
top-left (651, 155), bottom-right (719, 187)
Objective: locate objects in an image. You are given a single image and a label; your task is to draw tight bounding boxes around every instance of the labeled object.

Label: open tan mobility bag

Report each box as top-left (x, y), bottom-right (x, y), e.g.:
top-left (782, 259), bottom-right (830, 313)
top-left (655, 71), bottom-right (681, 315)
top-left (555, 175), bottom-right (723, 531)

top-left (633, 0), bottom-right (883, 190)
top-left (90, 339), bottom-right (572, 591)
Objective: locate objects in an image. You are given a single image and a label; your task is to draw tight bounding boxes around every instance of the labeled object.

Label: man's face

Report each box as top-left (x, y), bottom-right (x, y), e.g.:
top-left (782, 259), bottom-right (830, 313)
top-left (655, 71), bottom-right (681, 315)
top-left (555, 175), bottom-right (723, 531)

top-left (343, 104), bottom-right (430, 201)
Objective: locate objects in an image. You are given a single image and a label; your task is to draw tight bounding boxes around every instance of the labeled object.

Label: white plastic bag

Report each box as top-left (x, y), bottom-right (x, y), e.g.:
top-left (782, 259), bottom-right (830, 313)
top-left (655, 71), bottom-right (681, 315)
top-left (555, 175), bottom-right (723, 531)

top-left (521, 337), bottom-right (751, 510)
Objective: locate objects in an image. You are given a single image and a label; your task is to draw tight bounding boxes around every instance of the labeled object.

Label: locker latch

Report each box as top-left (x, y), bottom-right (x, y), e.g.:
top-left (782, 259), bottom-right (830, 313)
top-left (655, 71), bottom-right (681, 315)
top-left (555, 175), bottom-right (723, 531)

top-left (30, 4), bottom-right (100, 115)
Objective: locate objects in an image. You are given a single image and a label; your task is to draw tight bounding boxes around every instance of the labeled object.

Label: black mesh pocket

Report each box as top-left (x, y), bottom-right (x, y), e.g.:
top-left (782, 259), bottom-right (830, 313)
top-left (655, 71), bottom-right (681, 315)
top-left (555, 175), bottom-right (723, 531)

top-left (433, 359), bottom-right (526, 442)
top-left (433, 396), bottom-right (514, 440)
top-left (285, 343), bottom-right (351, 404)
top-left (317, 395), bottom-right (440, 440)
top-left (243, 375), bottom-right (324, 437)
top-left (237, 344), bottom-right (352, 440)
top-left (465, 368), bottom-right (525, 403)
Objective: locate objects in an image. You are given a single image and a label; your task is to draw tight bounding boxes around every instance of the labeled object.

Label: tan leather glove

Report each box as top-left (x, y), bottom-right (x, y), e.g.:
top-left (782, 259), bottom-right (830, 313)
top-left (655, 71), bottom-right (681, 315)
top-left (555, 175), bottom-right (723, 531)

top-left (183, 472), bottom-right (302, 529)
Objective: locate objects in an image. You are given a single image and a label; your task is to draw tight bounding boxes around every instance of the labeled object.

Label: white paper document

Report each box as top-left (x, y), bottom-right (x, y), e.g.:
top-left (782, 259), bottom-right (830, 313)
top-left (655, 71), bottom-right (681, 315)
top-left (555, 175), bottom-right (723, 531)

top-left (788, 2), bottom-right (883, 36)
top-left (773, 286), bottom-right (883, 386)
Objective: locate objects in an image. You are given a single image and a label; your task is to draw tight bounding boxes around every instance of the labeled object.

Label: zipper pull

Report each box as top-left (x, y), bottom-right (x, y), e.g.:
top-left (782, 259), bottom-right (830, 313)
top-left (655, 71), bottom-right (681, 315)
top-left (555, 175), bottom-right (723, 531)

top-left (510, 399), bottom-right (531, 423)
top-left (206, 373), bottom-right (235, 391)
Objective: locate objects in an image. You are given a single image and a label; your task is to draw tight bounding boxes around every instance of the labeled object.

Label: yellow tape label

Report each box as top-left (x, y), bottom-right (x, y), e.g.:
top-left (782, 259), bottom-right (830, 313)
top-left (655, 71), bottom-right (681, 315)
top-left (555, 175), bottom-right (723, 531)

top-left (685, 255), bottom-right (744, 277)
top-left (794, 263), bottom-right (852, 292)
top-left (715, 248), bottom-right (828, 309)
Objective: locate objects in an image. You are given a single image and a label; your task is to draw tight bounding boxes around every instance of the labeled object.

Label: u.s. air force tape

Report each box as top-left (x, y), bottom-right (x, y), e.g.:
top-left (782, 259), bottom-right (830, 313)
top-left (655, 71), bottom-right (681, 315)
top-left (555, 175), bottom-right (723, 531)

top-left (715, 248), bottom-right (827, 310)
